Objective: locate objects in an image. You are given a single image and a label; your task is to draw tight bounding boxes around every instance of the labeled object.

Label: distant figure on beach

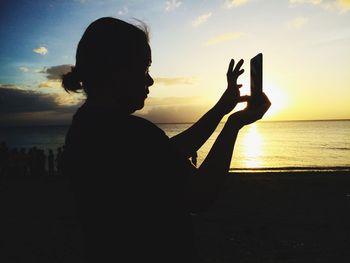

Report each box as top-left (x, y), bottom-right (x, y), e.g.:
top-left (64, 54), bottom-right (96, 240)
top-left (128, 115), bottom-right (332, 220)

top-left (48, 149), bottom-right (54, 176)
top-left (18, 148), bottom-right (28, 177)
top-left (62, 17), bottom-right (270, 263)
top-left (38, 149), bottom-right (46, 176)
top-left (55, 147), bottom-right (63, 176)
top-left (8, 148), bottom-right (20, 178)
top-left (0, 141), bottom-right (9, 178)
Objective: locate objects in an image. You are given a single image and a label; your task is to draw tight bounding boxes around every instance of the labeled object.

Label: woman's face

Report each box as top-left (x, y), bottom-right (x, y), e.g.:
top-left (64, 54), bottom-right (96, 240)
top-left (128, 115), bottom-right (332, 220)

top-left (109, 45), bottom-right (154, 113)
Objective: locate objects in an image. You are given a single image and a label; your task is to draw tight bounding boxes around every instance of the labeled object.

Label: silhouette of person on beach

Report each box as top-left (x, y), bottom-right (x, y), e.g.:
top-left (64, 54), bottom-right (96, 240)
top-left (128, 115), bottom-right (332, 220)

top-left (0, 141), bottom-right (9, 178)
top-left (18, 147), bottom-right (28, 177)
top-left (55, 147), bottom-right (63, 176)
top-left (62, 17), bottom-right (270, 263)
top-left (48, 149), bottom-right (54, 176)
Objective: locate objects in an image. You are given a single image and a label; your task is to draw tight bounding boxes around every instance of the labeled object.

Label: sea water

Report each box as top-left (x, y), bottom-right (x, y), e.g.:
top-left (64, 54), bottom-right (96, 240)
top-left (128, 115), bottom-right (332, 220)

top-left (1, 120), bottom-right (349, 171)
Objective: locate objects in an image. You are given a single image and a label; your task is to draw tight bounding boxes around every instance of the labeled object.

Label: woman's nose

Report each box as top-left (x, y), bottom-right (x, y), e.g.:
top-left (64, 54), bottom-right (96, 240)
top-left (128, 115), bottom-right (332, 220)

top-left (146, 73), bottom-right (154, 87)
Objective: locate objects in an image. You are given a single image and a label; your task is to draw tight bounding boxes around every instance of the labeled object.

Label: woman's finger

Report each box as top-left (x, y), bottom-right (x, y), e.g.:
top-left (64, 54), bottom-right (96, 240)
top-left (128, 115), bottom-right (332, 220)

top-left (238, 95), bottom-right (250, 102)
top-left (233, 59), bottom-right (244, 74)
top-left (227, 59), bottom-right (235, 75)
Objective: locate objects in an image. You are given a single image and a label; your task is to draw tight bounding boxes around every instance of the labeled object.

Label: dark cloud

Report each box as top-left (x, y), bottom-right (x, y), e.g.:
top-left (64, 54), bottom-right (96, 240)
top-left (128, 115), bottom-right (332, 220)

top-left (136, 104), bottom-right (208, 124)
top-left (42, 66), bottom-right (196, 87)
top-left (0, 111), bottom-right (75, 126)
top-left (136, 96), bottom-right (208, 123)
top-left (145, 96), bottom-right (201, 106)
top-left (38, 81), bottom-right (54, 88)
top-left (0, 85), bottom-right (57, 113)
top-left (154, 77), bottom-right (195, 86)
top-left (42, 64), bottom-right (73, 80)
top-left (0, 84), bottom-right (205, 126)
top-left (0, 85), bottom-right (79, 114)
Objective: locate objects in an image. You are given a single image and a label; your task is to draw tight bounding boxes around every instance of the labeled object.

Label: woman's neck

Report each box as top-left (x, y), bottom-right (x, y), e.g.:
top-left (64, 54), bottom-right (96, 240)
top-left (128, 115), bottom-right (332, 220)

top-left (85, 95), bottom-right (133, 115)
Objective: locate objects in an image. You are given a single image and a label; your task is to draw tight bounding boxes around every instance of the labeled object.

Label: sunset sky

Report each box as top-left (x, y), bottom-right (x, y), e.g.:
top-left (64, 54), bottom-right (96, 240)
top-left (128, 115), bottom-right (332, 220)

top-left (0, 0), bottom-right (349, 126)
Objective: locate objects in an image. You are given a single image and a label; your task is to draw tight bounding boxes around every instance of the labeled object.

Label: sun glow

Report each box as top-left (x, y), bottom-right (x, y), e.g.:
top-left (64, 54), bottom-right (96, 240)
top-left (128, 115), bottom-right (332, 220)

top-left (263, 81), bottom-right (289, 119)
top-left (242, 124), bottom-right (264, 168)
top-left (234, 79), bottom-right (289, 120)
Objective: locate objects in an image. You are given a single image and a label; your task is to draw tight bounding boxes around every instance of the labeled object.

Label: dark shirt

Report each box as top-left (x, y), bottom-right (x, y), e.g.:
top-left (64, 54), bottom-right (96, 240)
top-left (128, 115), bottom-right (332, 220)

top-left (63, 103), bottom-right (197, 262)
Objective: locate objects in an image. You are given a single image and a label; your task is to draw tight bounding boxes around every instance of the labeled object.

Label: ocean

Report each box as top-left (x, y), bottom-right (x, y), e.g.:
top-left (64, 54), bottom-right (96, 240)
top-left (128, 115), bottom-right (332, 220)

top-left (1, 120), bottom-right (349, 172)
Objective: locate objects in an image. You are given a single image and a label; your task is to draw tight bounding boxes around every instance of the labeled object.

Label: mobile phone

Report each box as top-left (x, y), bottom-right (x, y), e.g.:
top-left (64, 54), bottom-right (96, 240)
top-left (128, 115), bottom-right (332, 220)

top-left (250, 53), bottom-right (263, 101)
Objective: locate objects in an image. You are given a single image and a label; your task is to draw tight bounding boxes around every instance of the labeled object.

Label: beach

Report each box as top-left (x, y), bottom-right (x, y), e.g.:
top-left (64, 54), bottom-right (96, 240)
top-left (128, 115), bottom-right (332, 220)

top-left (195, 171), bottom-right (350, 262)
top-left (1, 171), bottom-right (350, 262)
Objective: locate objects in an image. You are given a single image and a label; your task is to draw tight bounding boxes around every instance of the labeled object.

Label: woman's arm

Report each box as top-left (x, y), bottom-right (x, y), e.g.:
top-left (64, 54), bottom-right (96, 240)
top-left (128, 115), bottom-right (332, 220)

top-left (185, 93), bottom-right (271, 212)
top-left (170, 59), bottom-right (247, 158)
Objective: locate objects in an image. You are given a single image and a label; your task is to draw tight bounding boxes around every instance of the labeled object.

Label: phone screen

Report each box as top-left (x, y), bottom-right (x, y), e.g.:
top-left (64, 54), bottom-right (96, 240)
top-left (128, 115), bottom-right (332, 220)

top-left (250, 53), bottom-right (263, 100)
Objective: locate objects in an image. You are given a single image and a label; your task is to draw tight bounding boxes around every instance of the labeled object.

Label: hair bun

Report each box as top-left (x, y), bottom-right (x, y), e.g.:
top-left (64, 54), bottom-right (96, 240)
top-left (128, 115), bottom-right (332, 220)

top-left (62, 67), bottom-right (83, 93)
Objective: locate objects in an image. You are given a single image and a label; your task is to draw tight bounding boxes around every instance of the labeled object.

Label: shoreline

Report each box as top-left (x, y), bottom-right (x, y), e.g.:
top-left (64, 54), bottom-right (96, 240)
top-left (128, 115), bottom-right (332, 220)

top-left (230, 166), bottom-right (350, 173)
top-left (195, 170), bottom-right (350, 262)
top-left (229, 170), bottom-right (350, 176)
top-left (1, 169), bottom-right (349, 185)
top-left (1, 118), bottom-right (349, 128)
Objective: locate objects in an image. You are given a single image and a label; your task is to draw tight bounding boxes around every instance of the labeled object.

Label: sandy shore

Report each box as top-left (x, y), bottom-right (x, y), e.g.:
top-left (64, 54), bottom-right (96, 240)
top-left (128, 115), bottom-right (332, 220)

top-left (1, 171), bottom-right (350, 262)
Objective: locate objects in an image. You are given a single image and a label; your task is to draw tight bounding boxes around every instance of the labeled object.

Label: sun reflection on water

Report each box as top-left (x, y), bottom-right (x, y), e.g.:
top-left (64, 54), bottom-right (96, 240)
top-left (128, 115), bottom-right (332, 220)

top-left (242, 124), bottom-right (264, 168)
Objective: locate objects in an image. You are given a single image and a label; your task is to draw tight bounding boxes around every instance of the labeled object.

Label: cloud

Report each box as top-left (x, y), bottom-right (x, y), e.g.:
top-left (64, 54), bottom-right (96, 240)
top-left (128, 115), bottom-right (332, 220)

top-left (205, 32), bottom-right (242, 46)
top-left (0, 85), bottom-right (60, 113)
top-left (0, 84), bottom-right (206, 125)
top-left (118, 6), bottom-right (128, 16)
top-left (225, 0), bottom-right (250, 8)
top-left (38, 80), bottom-right (62, 89)
top-left (165, 0), bottom-right (182, 12)
top-left (289, 0), bottom-right (321, 5)
top-left (289, 0), bottom-right (350, 12)
top-left (145, 96), bottom-right (201, 107)
top-left (336, 0), bottom-right (350, 12)
top-left (0, 84), bottom-right (82, 126)
top-left (33, 46), bottom-right (48, 55)
top-left (154, 77), bottom-right (195, 86)
top-left (54, 92), bottom-right (83, 106)
top-left (41, 64), bottom-right (73, 80)
top-left (0, 84), bottom-right (82, 113)
top-left (287, 16), bottom-right (308, 29)
top-left (137, 102), bottom-right (208, 123)
top-left (135, 96), bottom-right (208, 123)
top-left (0, 111), bottom-right (68, 126)
top-left (19, 67), bottom-right (29, 73)
top-left (192, 13), bottom-right (212, 27)
top-left (38, 64), bottom-right (88, 105)
top-left (38, 64), bottom-right (75, 90)
top-left (38, 81), bottom-right (53, 88)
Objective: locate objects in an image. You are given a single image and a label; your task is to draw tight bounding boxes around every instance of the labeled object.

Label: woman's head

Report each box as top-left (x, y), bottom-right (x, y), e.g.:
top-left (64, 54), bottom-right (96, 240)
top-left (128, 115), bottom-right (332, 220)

top-left (62, 17), bottom-right (154, 112)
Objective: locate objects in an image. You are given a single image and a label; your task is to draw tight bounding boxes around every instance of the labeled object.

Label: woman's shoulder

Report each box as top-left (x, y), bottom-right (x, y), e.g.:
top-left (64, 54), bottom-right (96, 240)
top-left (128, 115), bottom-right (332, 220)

top-left (128, 115), bottom-right (166, 137)
top-left (67, 106), bottom-right (167, 141)
top-left (128, 115), bottom-right (155, 127)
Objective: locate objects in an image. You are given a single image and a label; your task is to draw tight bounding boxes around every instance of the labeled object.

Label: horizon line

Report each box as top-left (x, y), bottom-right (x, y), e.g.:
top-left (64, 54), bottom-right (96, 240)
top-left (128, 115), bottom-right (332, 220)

top-left (0, 118), bottom-right (349, 128)
top-left (155, 118), bottom-right (350, 125)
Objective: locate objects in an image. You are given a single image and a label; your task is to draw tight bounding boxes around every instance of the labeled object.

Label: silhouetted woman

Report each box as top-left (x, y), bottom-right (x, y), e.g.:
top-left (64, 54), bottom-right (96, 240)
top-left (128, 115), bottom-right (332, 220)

top-left (62, 17), bottom-right (270, 263)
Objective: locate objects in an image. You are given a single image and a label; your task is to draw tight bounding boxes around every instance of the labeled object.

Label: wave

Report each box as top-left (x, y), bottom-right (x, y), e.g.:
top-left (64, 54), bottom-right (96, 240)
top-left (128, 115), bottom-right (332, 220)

top-left (229, 166), bottom-right (350, 172)
top-left (328, 147), bottom-right (350, 151)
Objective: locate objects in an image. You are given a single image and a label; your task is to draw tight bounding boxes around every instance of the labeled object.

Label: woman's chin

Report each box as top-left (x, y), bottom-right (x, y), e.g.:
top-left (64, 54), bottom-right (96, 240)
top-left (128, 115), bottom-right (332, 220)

top-left (121, 96), bottom-right (146, 113)
top-left (130, 101), bottom-right (145, 112)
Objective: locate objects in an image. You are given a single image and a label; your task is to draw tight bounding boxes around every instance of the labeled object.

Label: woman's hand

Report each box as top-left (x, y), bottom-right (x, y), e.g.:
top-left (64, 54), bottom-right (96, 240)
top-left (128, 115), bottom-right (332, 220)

top-left (228, 92), bottom-right (271, 128)
top-left (214, 59), bottom-right (247, 116)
